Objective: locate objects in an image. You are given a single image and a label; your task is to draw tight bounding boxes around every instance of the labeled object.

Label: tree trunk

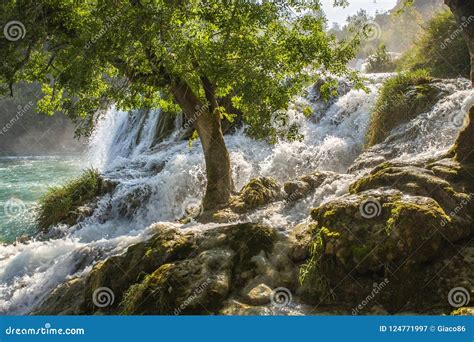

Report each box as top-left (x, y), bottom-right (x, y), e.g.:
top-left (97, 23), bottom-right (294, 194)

top-left (445, 0), bottom-right (474, 163)
top-left (445, 0), bottom-right (474, 85)
top-left (170, 78), bottom-right (233, 210)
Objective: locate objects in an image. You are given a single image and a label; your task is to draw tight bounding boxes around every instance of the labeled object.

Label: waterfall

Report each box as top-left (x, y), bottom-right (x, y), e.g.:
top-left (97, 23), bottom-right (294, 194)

top-left (0, 74), bottom-right (471, 314)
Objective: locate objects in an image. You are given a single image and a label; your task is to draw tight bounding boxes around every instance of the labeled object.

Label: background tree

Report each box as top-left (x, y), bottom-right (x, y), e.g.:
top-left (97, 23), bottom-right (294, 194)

top-left (0, 0), bottom-right (357, 211)
top-left (444, 0), bottom-right (474, 163)
top-left (444, 0), bottom-right (474, 85)
top-left (398, 10), bottom-right (470, 79)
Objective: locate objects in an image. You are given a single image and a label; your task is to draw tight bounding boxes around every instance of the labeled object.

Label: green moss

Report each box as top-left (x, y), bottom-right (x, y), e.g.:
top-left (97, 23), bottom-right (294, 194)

top-left (365, 70), bottom-right (437, 147)
top-left (299, 226), bottom-right (339, 284)
top-left (120, 264), bottom-right (173, 315)
top-left (397, 11), bottom-right (470, 79)
top-left (388, 200), bottom-right (450, 229)
top-left (36, 168), bottom-right (103, 230)
top-left (230, 177), bottom-right (280, 212)
top-left (299, 225), bottom-right (339, 303)
top-left (322, 209), bottom-right (337, 218)
top-left (351, 245), bottom-right (371, 260)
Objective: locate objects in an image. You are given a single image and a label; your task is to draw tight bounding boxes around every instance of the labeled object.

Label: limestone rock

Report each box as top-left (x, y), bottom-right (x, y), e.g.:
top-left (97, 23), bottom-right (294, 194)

top-left (121, 249), bottom-right (234, 315)
top-left (230, 177), bottom-right (282, 213)
top-left (242, 283), bottom-right (273, 306)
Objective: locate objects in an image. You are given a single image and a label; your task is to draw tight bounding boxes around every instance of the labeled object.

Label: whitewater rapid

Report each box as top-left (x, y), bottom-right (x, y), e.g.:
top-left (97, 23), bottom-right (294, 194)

top-left (0, 74), bottom-right (471, 314)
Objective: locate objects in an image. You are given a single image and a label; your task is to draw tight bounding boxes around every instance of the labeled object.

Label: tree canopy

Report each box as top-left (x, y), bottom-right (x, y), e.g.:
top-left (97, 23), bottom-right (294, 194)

top-left (1, 0), bottom-right (358, 139)
top-left (1, 0), bottom-right (361, 210)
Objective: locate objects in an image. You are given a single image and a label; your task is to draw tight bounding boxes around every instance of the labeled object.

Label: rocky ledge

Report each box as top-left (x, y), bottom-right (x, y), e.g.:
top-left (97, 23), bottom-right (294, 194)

top-left (33, 157), bottom-right (474, 315)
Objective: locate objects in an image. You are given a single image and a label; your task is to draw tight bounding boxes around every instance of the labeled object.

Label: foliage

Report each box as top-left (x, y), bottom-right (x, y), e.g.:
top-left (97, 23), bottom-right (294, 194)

top-left (365, 70), bottom-right (436, 147)
top-left (365, 44), bottom-right (397, 73)
top-left (0, 0), bottom-right (359, 142)
top-left (329, 1), bottom-right (445, 58)
top-left (37, 168), bottom-right (101, 230)
top-left (397, 10), bottom-right (470, 78)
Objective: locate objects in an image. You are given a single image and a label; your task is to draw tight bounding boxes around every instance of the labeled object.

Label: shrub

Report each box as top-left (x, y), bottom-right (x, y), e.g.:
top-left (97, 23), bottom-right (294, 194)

top-left (365, 69), bottom-right (439, 147)
top-left (37, 168), bottom-right (104, 230)
top-left (365, 44), bottom-right (397, 73)
top-left (397, 10), bottom-right (470, 79)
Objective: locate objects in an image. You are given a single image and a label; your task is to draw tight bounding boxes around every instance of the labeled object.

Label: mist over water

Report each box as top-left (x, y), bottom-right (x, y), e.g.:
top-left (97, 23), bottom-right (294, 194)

top-left (0, 74), bottom-right (471, 314)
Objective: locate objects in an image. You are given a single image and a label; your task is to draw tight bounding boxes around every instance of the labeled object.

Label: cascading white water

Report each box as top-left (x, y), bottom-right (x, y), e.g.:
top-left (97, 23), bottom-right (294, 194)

top-left (0, 74), bottom-right (471, 314)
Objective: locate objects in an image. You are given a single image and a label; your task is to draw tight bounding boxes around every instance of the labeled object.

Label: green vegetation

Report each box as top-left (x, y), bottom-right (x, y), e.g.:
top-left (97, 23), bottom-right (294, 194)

top-left (365, 44), bottom-right (397, 73)
top-left (329, 2), bottom-right (443, 60)
top-left (0, 0), bottom-right (359, 211)
top-left (365, 70), bottom-right (437, 147)
top-left (230, 177), bottom-right (281, 213)
top-left (37, 169), bottom-right (102, 230)
top-left (398, 10), bottom-right (470, 79)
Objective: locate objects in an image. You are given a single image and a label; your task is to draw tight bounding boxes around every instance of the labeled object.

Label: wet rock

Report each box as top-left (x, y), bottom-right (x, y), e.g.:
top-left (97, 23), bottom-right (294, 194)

top-left (288, 222), bottom-right (314, 261)
top-left (452, 105), bottom-right (474, 164)
top-left (300, 158), bottom-right (474, 312)
top-left (230, 177), bottom-right (282, 213)
top-left (33, 222), bottom-right (280, 315)
top-left (284, 171), bottom-right (338, 202)
top-left (32, 278), bottom-right (88, 315)
top-left (121, 249), bottom-right (233, 315)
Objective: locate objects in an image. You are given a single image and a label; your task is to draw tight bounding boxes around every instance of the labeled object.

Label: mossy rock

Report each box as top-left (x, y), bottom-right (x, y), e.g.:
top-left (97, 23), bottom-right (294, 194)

top-left (121, 249), bottom-right (233, 315)
top-left (284, 171), bottom-right (338, 202)
top-left (36, 169), bottom-right (115, 230)
top-left (365, 70), bottom-right (443, 147)
top-left (308, 191), bottom-right (462, 272)
top-left (33, 223), bottom-right (278, 315)
top-left (230, 177), bottom-right (282, 213)
top-left (349, 162), bottom-right (472, 218)
top-left (34, 224), bottom-right (194, 314)
top-left (300, 189), bottom-right (471, 311)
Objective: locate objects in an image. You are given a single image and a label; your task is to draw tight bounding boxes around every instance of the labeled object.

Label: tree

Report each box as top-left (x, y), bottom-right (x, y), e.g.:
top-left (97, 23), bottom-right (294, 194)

top-left (365, 43), bottom-right (396, 73)
top-left (0, 0), bottom-right (357, 211)
top-left (398, 10), bottom-right (470, 79)
top-left (444, 0), bottom-right (474, 85)
top-left (444, 0), bottom-right (474, 163)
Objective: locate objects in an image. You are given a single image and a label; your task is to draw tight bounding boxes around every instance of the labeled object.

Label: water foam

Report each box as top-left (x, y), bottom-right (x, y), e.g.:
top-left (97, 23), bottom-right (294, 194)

top-left (0, 74), bottom-right (470, 314)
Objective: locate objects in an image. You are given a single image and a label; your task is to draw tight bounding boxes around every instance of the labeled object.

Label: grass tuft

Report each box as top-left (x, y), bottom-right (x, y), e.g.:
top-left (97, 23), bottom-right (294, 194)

top-left (37, 168), bottom-right (103, 230)
top-left (365, 69), bottom-right (437, 147)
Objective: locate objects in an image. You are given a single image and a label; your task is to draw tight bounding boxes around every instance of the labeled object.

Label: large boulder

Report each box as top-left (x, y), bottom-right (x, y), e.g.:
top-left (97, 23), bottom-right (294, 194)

top-left (229, 177), bottom-right (282, 213)
top-left (300, 158), bottom-right (474, 312)
top-left (33, 222), bottom-right (281, 315)
top-left (121, 249), bottom-right (234, 315)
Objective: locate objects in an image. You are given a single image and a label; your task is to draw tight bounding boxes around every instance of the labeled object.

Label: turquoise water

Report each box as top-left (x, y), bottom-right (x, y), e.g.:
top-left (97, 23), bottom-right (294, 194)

top-left (0, 156), bottom-right (85, 243)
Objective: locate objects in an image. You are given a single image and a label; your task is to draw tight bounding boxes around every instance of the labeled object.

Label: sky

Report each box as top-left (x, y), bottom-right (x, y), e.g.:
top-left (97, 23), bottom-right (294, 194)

top-left (320, 0), bottom-right (398, 25)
